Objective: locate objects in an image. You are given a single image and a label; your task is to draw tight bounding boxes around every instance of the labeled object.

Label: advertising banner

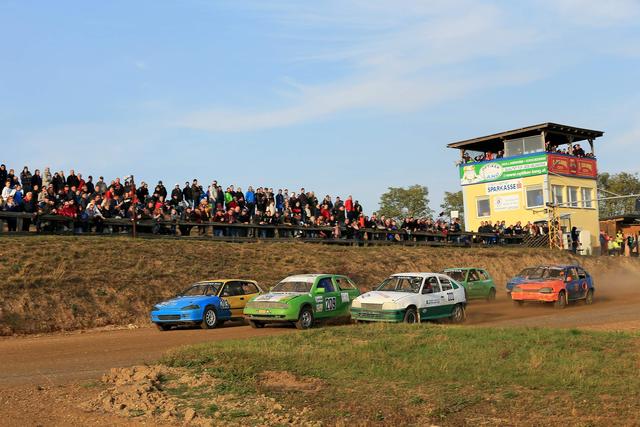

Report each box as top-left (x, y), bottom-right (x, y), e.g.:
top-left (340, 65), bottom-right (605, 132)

top-left (460, 154), bottom-right (547, 185)
top-left (547, 154), bottom-right (597, 179)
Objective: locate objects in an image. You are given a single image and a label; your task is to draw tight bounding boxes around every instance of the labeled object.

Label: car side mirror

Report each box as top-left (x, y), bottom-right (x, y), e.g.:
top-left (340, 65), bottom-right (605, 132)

top-left (315, 288), bottom-right (326, 294)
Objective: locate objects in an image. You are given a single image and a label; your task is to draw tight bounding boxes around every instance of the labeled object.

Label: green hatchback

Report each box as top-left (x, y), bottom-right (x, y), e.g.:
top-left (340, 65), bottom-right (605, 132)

top-left (243, 274), bottom-right (361, 329)
top-left (443, 268), bottom-right (496, 301)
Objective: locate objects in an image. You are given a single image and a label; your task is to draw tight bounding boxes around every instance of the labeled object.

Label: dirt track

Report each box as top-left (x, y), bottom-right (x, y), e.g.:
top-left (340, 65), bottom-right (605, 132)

top-left (2, 273), bottom-right (639, 388)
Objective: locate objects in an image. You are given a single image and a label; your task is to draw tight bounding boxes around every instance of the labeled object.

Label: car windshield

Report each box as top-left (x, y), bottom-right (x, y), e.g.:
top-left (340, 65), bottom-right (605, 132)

top-left (271, 280), bottom-right (313, 293)
top-left (516, 267), bottom-right (536, 278)
top-left (444, 270), bottom-right (466, 281)
top-left (528, 267), bottom-right (565, 280)
top-left (376, 276), bottom-right (423, 293)
top-left (179, 283), bottom-right (222, 296)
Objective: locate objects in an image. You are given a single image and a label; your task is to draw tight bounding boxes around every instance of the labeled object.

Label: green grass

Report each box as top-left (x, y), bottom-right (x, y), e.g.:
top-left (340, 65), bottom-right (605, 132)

top-left (161, 324), bottom-right (640, 425)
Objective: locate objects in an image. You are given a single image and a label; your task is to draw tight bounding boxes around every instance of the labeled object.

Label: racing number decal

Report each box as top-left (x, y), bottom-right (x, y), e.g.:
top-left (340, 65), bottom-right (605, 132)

top-left (325, 297), bottom-right (337, 311)
top-left (447, 292), bottom-right (454, 301)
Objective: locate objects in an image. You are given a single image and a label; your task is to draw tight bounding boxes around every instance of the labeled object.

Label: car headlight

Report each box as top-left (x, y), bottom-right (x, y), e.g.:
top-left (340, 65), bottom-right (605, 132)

top-left (382, 302), bottom-right (401, 310)
top-left (152, 306), bottom-right (160, 311)
top-left (538, 287), bottom-right (554, 293)
top-left (219, 299), bottom-right (230, 309)
top-left (181, 304), bottom-right (200, 310)
top-left (351, 299), bottom-right (361, 308)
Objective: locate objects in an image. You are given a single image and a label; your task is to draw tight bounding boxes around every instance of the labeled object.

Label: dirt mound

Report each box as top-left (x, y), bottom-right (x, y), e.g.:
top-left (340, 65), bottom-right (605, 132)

top-left (259, 370), bottom-right (324, 393)
top-left (83, 366), bottom-right (185, 422)
top-left (82, 365), bottom-right (318, 426)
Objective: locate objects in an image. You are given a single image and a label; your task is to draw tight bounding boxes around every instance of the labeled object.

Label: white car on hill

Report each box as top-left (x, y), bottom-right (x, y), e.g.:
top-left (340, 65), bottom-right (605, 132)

top-left (350, 272), bottom-right (467, 323)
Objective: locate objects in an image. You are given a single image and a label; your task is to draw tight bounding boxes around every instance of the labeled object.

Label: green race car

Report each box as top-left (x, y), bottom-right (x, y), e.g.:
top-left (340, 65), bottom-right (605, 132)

top-left (443, 268), bottom-right (497, 301)
top-left (243, 274), bottom-right (360, 329)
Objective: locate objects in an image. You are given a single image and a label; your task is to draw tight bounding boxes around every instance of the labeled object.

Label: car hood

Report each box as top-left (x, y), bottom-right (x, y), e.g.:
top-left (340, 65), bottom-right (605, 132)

top-left (252, 292), bottom-right (306, 303)
top-left (355, 291), bottom-right (415, 304)
top-left (156, 295), bottom-right (214, 309)
top-left (515, 279), bottom-right (562, 289)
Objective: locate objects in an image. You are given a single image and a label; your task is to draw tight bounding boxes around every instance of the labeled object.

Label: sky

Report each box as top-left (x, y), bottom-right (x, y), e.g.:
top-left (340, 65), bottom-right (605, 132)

top-left (1, 0), bottom-right (639, 213)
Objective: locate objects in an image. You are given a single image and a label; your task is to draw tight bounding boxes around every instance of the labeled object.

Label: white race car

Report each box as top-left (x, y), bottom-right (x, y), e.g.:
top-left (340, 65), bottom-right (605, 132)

top-left (350, 273), bottom-right (467, 323)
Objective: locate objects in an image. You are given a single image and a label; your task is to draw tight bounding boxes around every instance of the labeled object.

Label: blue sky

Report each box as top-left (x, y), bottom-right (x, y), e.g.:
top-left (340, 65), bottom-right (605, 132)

top-left (1, 0), bottom-right (639, 213)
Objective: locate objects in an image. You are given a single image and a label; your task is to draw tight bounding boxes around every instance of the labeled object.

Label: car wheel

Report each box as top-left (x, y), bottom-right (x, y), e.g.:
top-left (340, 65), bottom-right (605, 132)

top-left (585, 289), bottom-right (594, 305)
top-left (295, 307), bottom-right (314, 330)
top-left (403, 307), bottom-right (418, 324)
top-left (450, 304), bottom-right (466, 323)
top-left (249, 320), bottom-right (265, 329)
top-left (486, 288), bottom-right (496, 302)
top-left (554, 291), bottom-right (567, 309)
top-left (201, 307), bottom-right (219, 329)
top-left (156, 323), bottom-right (171, 331)
top-left (513, 299), bottom-right (524, 307)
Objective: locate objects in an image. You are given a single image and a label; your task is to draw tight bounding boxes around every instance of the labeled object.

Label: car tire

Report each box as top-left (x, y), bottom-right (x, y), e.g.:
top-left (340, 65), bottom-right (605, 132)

top-left (403, 307), bottom-right (418, 324)
top-left (486, 288), bottom-right (496, 302)
top-left (450, 304), bottom-right (466, 323)
top-left (513, 299), bottom-right (524, 307)
top-left (554, 291), bottom-right (567, 309)
top-left (156, 323), bottom-right (171, 331)
top-left (201, 307), bottom-right (219, 329)
top-left (295, 307), bottom-right (314, 330)
top-left (584, 289), bottom-right (594, 305)
top-left (249, 320), bottom-right (265, 329)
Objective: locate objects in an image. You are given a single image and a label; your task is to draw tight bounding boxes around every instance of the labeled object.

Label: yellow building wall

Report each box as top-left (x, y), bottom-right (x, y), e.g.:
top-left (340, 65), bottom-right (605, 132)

top-left (462, 174), bottom-right (600, 249)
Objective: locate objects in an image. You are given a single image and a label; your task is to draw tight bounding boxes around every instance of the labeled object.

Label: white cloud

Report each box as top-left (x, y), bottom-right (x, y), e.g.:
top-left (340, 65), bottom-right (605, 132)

top-left (176, 0), bottom-right (543, 132)
top-left (540, 0), bottom-right (640, 27)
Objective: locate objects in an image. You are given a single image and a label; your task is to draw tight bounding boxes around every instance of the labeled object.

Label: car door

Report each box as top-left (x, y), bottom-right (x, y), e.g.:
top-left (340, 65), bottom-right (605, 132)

top-left (240, 281), bottom-right (261, 306)
top-left (332, 276), bottom-right (359, 316)
top-left (219, 281), bottom-right (246, 318)
top-left (420, 276), bottom-right (442, 319)
top-left (313, 277), bottom-right (340, 319)
top-left (477, 269), bottom-right (493, 298)
top-left (466, 269), bottom-right (481, 299)
top-left (575, 268), bottom-right (588, 299)
top-left (564, 268), bottom-right (581, 300)
top-left (437, 276), bottom-right (457, 316)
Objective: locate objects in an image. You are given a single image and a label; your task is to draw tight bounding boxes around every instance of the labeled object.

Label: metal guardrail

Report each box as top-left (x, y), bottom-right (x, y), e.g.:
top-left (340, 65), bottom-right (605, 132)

top-left (0, 211), bottom-right (537, 247)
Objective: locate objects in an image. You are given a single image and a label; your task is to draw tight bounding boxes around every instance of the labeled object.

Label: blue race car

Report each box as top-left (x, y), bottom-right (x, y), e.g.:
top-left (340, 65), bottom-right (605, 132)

top-left (151, 280), bottom-right (235, 331)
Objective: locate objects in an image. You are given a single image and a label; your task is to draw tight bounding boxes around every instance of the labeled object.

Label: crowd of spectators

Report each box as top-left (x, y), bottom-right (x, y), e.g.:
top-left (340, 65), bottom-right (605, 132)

top-left (458, 141), bottom-right (595, 165)
top-left (0, 163), bottom-right (537, 245)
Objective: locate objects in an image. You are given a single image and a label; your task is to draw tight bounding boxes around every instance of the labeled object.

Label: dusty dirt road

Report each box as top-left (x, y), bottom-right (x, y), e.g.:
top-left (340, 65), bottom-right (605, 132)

top-left (0, 321), bottom-right (290, 387)
top-left (2, 282), bottom-right (639, 388)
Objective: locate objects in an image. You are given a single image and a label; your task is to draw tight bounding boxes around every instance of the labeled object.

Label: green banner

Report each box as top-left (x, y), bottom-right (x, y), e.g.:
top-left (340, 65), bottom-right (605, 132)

top-left (459, 154), bottom-right (548, 185)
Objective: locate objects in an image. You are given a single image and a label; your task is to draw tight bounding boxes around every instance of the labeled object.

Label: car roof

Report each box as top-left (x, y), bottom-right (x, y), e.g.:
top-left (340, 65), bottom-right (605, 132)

top-left (443, 267), bottom-right (482, 271)
top-left (195, 279), bottom-right (258, 284)
top-left (391, 272), bottom-right (444, 278)
top-left (284, 274), bottom-right (338, 279)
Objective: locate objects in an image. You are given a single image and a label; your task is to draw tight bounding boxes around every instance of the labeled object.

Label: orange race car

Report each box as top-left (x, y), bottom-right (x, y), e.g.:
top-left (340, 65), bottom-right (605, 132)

top-left (510, 265), bottom-right (594, 309)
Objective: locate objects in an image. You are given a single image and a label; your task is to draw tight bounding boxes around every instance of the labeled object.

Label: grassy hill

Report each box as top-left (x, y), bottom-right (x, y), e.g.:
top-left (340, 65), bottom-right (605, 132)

top-left (0, 236), bottom-right (637, 335)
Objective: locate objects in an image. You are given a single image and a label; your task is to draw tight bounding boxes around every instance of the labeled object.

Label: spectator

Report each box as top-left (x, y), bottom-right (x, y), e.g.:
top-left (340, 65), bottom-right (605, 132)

top-left (20, 166), bottom-right (33, 193)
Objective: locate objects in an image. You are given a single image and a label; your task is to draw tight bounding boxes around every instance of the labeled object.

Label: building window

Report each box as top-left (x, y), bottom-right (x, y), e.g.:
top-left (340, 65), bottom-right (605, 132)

top-left (551, 185), bottom-right (564, 205)
top-left (567, 186), bottom-right (579, 207)
top-left (525, 185), bottom-right (544, 208)
top-left (582, 188), bottom-right (593, 208)
top-left (504, 135), bottom-right (544, 157)
top-left (476, 197), bottom-right (490, 217)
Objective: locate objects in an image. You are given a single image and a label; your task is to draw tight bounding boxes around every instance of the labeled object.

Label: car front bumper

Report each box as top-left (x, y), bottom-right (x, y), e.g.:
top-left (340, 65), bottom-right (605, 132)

top-left (243, 307), bottom-right (295, 322)
top-left (511, 292), bottom-right (557, 302)
top-left (151, 309), bottom-right (203, 324)
top-left (351, 307), bottom-right (405, 322)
